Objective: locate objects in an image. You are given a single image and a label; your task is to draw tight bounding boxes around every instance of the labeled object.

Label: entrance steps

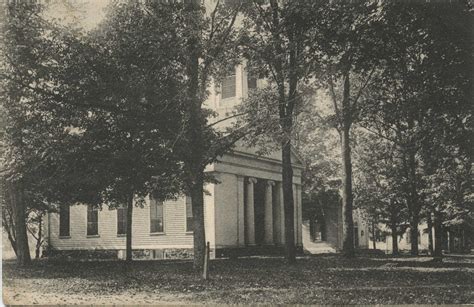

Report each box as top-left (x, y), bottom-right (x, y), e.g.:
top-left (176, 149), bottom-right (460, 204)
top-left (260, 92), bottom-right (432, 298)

top-left (302, 224), bottom-right (337, 254)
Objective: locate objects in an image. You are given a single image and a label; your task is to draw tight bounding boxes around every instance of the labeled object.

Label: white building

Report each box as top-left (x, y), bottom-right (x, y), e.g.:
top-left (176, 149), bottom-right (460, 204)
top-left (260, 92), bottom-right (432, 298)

top-left (45, 65), bottom-right (304, 260)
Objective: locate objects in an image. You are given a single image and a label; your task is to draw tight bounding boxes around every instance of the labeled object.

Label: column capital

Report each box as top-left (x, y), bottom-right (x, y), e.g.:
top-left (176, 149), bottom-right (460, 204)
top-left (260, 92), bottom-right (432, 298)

top-left (266, 180), bottom-right (275, 187)
top-left (248, 177), bottom-right (257, 184)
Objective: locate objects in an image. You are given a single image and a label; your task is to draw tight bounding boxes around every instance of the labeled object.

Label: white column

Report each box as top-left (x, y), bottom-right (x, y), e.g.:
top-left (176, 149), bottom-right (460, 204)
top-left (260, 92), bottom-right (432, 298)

top-left (246, 177), bottom-right (257, 245)
top-left (280, 183), bottom-right (286, 244)
top-left (296, 184), bottom-right (303, 246)
top-left (264, 180), bottom-right (275, 245)
top-left (237, 176), bottom-right (245, 246)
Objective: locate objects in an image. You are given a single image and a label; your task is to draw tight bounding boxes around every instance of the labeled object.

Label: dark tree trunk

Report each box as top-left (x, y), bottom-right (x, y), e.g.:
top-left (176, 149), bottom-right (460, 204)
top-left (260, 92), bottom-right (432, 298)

top-left (339, 72), bottom-right (355, 258)
top-left (391, 226), bottom-right (399, 256)
top-left (9, 181), bottom-right (31, 265)
top-left (372, 220), bottom-right (377, 250)
top-left (427, 212), bottom-right (434, 255)
top-left (309, 215), bottom-right (316, 242)
top-left (191, 175), bottom-right (206, 270)
top-left (433, 210), bottom-right (443, 261)
top-left (126, 193), bottom-right (134, 262)
top-left (2, 203), bottom-right (18, 257)
top-left (282, 139), bottom-right (296, 263)
top-left (341, 125), bottom-right (355, 257)
top-left (409, 218), bottom-right (419, 256)
top-left (35, 214), bottom-right (43, 259)
top-left (184, 22), bottom-right (208, 270)
top-left (405, 121), bottom-right (419, 256)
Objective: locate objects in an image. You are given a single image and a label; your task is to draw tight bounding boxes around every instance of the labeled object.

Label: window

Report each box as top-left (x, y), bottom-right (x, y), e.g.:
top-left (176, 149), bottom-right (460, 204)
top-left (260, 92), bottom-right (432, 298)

top-left (221, 71), bottom-right (236, 99)
top-left (117, 206), bottom-right (127, 235)
top-left (247, 76), bottom-right (257, 90)
top-left (150, 197), bottom-right (164, 233)
top-left (185, 196), bottom-right (193, 232)
top-left (59, 204), bottom-right (70, 237)
top-left (87, 204), bottom-right (99, 236)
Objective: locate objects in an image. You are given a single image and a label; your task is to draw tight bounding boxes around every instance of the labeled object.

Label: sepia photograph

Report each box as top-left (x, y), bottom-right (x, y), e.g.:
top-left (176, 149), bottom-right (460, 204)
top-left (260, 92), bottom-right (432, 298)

top-left (1, 0), bottom-right (473, 305)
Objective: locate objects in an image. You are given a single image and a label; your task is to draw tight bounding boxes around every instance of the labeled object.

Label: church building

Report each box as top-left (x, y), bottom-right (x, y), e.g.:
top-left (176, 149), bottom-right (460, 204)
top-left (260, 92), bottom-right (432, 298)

top-left (45, 64), bottom-right (304, 260)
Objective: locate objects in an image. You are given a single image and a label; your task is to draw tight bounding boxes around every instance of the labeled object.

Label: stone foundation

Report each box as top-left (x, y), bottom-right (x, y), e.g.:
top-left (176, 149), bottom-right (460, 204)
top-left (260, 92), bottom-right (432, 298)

top-left (48, 248), bottom-right (196, 261)
top-left (216, 245), bottom-right (304, 258)
top-left (46, 245), bottom-right (300, 261)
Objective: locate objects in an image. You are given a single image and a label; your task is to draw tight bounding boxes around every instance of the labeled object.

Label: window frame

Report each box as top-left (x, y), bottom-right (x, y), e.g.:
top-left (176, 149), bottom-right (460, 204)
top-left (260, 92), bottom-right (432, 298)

top-left (247, 75), bottom-right (257, 91)
top-left (220, 70), bottom-right (236, 100)
top-left (150, 197), bottom-right (165, 234)
top-left (117, 206), bottom-right (127, 236)
top-left (59, 204), bottom-right (70, 238)
top-left (86, 204), bottom-right (99, 237)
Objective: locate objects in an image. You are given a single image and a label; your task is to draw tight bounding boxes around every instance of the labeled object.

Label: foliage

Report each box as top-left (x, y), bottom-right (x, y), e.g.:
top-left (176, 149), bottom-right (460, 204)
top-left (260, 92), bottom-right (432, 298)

top-left (359, 1), bottom-right (473, 255)
top-left (238, 0), bottom-right (320, 263)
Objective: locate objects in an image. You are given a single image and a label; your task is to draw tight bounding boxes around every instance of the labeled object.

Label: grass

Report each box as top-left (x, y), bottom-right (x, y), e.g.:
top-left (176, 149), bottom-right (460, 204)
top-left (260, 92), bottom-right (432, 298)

top-left (3, 254), bottom-right (473, 305)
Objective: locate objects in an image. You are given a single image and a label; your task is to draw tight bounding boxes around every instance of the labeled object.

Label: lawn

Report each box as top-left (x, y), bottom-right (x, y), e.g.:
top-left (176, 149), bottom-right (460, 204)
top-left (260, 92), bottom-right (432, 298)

top-left (3, 254), bottom-right (473, 305)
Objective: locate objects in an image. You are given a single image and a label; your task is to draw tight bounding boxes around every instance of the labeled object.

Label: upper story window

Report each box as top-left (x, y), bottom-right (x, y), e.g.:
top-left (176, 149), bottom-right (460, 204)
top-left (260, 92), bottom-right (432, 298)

top-left (117, 206), bottom-right (127, 235)
top-left (150, 197), bottom-right (164, 233)
top-left (185, 196), bottom-right (193, 232)
top-left (87, 204), bottom-right (99, 236)
top-left (221, 69), bottom-right (236, 99)
top-left (59, 204), bottom-right (70, 237)
top-left (247, 76), bottom-right (257, 90)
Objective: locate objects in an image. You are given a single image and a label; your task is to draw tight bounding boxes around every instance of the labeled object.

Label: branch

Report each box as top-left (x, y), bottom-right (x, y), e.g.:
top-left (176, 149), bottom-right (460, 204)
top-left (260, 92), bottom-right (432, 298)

top-left (328, 75), bottom-right (341, 119)
top-left (206, 111), bottom-right (249, 128)
top-left (351, 66), bottom-right (376, 113)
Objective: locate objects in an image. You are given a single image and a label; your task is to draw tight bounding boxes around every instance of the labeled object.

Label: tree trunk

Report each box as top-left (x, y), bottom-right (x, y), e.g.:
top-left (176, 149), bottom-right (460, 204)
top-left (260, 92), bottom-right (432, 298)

top-left (433, 210), bottom-right (443, 261)
top-left (372, 220), bottom-right (376, 250)
top-left (391, 226), bottom-right (399, 256)
top-left (35, 214), bottom-right (43, 259)
top-left (404, 149), bottom-right (419, 256)
top-left (126, 193), bottom-right (134, 262)
top-left (338, 71), bottom-right (355, 258)
top-left (191, 175), bottom-right (206, 270)
top-left (427, 212), bottom-right (434, 255)
top-left (2, 205), bottom-right (17, 257)
top-left (282, 139), bottom-right (296, 263)
top-left (341, 125), bottom-right (355, 257)
top-left (309, 215), bottom-right (316, 242)
top-left (10, 181), bottom-right (31, 265)
top-left (409, 219), bottom-right (419, 256)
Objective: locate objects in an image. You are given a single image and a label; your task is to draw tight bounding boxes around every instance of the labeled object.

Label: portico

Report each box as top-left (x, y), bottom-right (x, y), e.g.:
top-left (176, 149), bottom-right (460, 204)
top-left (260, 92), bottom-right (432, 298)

top-left (209, 143), bottom-right (303, 257)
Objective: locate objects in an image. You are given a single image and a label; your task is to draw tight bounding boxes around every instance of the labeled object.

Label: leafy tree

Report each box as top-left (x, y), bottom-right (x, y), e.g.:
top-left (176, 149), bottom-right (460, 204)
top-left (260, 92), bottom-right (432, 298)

top-left (354, 131), bottom-right (408, 255)
top-left (310, 1), bottom-right (386, 257)
top-left (1, 1), bottom-right (57, 265)
top-left (44, 2), bottom-right (187, 262)
top-left (360, 1), bottom-right (472, 256)
top-left (239, 0), bottom-right (319, 263)
top-left (136, 1), bottom-right (248, 270)
top-left (296, 93), bottom-right (342, 242)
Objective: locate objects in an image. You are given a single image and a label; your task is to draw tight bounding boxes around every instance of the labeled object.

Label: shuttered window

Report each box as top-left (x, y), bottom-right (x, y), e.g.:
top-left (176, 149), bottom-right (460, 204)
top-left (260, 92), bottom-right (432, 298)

top-left (221, 71), bottom-right (236, 99)
top-left (150, 197), bottom-right (164, 233)
top-left (247, 76), bottom-right (257, 90)
top-left (59, 204), bottom-right (70, 237)
top-left (117, 206), bottom-right (127, 235)
top-left (185, 196), bottom-right (193, 232)
top-left (87, 204), bottom-right (99, 236)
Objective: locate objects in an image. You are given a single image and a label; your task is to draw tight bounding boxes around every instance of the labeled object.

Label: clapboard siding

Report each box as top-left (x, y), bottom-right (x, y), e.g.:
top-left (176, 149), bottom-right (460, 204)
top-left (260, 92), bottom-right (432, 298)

top-left (48, 195), bottom-right (206, 250)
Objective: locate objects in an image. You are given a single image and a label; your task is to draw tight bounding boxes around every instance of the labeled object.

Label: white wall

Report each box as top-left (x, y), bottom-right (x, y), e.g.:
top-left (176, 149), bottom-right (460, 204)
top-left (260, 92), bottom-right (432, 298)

top-left (48, 196), bottom-right (195, 250)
